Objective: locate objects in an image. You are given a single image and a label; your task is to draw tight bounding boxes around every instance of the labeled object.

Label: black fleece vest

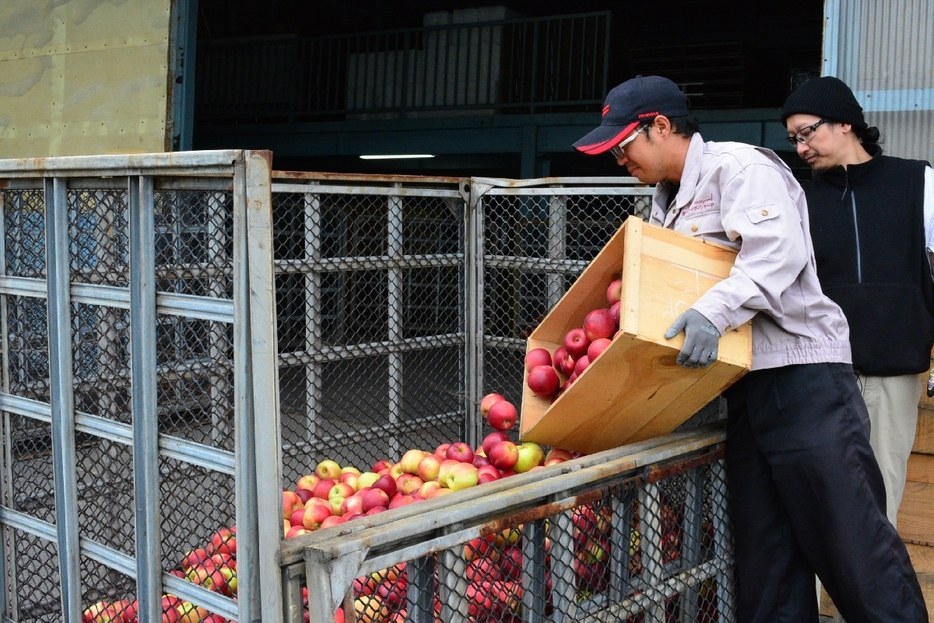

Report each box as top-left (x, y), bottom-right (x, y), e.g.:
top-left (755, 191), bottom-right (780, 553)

top-left (804, 147), bottom-right (934, 375)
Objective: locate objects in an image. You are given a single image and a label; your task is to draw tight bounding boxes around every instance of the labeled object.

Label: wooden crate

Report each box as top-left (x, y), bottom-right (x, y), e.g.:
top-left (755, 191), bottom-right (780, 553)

top-left (898, 452), bottom-right (934, 546)
top-left (519, 216), bottom-right (751, 455)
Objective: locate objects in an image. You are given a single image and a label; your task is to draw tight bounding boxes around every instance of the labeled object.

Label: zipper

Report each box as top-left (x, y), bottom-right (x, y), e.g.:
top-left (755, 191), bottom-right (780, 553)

top-left (850, 189), bottom-right (862, 283)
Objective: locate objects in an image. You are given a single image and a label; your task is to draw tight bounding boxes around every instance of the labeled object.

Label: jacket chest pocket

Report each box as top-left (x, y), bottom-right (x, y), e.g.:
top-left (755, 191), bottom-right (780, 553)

top-left (674, 208), bottom-right (727, 241)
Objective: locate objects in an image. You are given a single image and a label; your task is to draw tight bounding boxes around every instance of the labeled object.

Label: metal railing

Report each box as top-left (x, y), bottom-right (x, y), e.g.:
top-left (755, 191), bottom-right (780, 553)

top-left (281, 425), bottom-right (734, 623)
top-left (196, 12), bottom-right (611, 123)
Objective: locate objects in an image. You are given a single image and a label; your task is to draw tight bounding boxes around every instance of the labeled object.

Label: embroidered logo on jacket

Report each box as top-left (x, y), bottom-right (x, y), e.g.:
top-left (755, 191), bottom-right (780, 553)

top-left (684, 195), bottom-right (716, 214)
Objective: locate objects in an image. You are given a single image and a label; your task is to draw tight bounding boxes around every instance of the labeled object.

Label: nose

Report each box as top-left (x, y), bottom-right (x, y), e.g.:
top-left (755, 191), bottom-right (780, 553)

top-left (795, 141), bottom-right (809, 155)
top-left (615, 152), bottom-right (629, 165)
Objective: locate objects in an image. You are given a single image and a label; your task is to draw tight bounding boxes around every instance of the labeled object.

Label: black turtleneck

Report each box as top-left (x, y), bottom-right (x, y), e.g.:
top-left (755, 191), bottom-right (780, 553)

top-left (804, 144), bottom-right (934, 375)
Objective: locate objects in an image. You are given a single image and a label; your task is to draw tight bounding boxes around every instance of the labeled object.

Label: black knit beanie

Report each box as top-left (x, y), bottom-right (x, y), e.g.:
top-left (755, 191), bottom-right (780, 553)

top-left (781, 76), bottom-right (867, 130)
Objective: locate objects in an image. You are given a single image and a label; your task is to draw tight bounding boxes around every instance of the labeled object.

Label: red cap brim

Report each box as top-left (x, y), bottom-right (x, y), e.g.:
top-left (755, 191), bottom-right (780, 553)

top-left (573, 121), bottom-right (640, 155)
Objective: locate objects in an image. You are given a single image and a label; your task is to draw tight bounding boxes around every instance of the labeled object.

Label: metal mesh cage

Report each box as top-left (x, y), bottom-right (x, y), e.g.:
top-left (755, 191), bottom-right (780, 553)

top-left (10, 530), bottom-right (61, 621)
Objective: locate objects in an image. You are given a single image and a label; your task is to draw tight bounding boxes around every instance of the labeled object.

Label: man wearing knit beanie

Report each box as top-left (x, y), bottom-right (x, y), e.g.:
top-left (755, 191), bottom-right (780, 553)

top-left (784, 76), bottom-right (934, 618)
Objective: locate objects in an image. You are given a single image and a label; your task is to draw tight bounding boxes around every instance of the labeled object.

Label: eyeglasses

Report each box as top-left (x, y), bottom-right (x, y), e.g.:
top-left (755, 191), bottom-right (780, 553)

top-left (785, 118), bottom-right (827, 147)
top-left (609, 124), bottom-right (649, 159)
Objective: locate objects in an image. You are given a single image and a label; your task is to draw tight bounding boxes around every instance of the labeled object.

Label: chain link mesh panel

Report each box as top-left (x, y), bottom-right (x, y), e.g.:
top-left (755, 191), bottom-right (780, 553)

top-left (0, 169), bottom-right (246, 622)
top-left (301, 451), bottom-right (733, 623)
top-left (273, 185), bottom-right (467, 484)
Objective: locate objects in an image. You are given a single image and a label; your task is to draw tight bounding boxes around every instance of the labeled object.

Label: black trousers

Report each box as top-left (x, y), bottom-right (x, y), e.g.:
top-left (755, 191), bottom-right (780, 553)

top-left (724, 363), bottom-right (927, 623)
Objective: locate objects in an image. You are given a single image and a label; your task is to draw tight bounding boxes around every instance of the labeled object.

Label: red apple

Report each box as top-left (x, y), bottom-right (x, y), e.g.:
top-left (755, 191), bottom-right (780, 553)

top-left (610, 301), bottom-right (621, 327)
top-left (434, 443), bottom-right (451, 458)
top-left (373, 474), bottom-right (398, 498)
top-left (302, 498), bottom-right (333, 530)
top-left (477, 464), bottom-right (501, 484)
top-left (607, 278), bottom-right (622, 304)
top-left (312, 478), bottom-right (337, 500)
top-left (361, 488), bottom-right (390, 512)
top-left (315, 459), bottom-right (342, 480)
top-left (418, 480), bottom-right (443, 498)
top-left (340, 494), bottom-right (365, 516)
top-left (338, 472), bottom-right (359, 491)
top-left (514, 442), bottom-right (545, 473)
top-left (296, 473), bottom-right (321, 493)
top-left (282, 490), bottom-right (303, 519)
top-left (399, 474), bottom-right (425, 496)
top-left (445, 442), bottom-right (475, 464)
top-left (488, 440), bottom-right (519, 470)
top-left (328, 482), bottom-right (355, 500)
top-left (180, 547), bottom-right (210, 570)
top-left (583, 308), bottom-right (616, 341)
top-left (417, 454), bottom-right (442, 481)
top-left (388, 494), bottom-right (416, 509)
top-left (320, 514), bottom-right (345, 529)
top-left (564, 327), bottom-right (590, 359)
top-left (286, 525), bottom-right (309, 539)
top-left (544, 447), bottom-right (574, 464)
top-left (388, 462), bottom-right (404, 479)
top-left (446, 463), bottom-right (479, 491)
top-left (482, 431), bottom-right (511, 456)
top-left (289, 508), bottom-right (306, 527)
top-left (574, 355), bottom-right (591, 376)
top-left (480, 392), bottom-right (506, 418)
top-left (372, 459), bottom-right (392, 472)
top-left (472, 454), bottom-right (491, 468)
top-left (554, 347), bottom-right (577, 377)
top-left (524, 347), bottom-right (552, 372)
top-left (295, 488), bottom-right (313, 504)
top-left (527, 364), bottom-right (559, 398)
top-left (487, 400), bottom-right (517, 432)
top-left (588, 338), bottom-right (612, 361)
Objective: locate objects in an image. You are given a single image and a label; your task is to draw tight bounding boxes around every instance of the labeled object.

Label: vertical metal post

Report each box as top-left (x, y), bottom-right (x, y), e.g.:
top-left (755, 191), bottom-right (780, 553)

top-left (521, 518), bottom-right (547, 623)
top-left (609, 490), bottom-right (634, 603)
top-left (546, 194), bottom-right (567, 308)
top-left (711, 460), bottom-right (735, 623)
top-left (387, 193), bottom-right (403, 458)
top-left (464, 182), bottom-right (484, 448)
top-left (550, 510), bottom-right (578, 622)
top-left (45, 177), bottom-right (81, 621)
top-left (640, 482), bottom-right (666, 623)
top-left (406, 556), bottom-right (435, 623)
top-left (0, 188), bottom-right (10, 617)
top-left (129, 176), bottom-right (163, 623)
top-left (304, 191), bottom-right (323, 447)
top-left (679, 469), bottom-right (703, 623)
top-left (241, 151), bottom-right (281, 622)
top-left (438, 547), bottom-right (469, 623)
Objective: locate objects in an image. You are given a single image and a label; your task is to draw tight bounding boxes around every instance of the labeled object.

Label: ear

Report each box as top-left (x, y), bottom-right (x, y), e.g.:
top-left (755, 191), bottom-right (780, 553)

top-left (654, 115), bottom-right (672, 137)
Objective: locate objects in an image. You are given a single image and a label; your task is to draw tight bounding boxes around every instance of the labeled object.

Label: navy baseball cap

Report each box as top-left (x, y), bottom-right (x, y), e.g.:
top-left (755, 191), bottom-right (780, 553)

top-left (573, 75), bottom-right (690, 155)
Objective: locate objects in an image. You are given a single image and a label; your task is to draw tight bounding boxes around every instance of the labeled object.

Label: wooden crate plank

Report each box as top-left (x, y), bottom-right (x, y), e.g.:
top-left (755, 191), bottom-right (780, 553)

top-left (897, 481), bottom-right (934, 546)
top-left (915, 408), bottom-right (934, 455)
top-left (906, 453), bottom-right (934, 485)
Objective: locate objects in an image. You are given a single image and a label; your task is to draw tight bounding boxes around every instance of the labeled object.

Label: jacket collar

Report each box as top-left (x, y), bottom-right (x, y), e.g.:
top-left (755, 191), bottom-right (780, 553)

top-left (658, 133), bottom-right (705, 211)
top-left (813, 143), bottom-right (883, 189)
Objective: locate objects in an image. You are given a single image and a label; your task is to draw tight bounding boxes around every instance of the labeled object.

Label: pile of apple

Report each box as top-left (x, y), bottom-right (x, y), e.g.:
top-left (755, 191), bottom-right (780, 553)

top-left (525, 278), bottom-right (622, 400)
top-left (81, 526), bottom-right (237, 623)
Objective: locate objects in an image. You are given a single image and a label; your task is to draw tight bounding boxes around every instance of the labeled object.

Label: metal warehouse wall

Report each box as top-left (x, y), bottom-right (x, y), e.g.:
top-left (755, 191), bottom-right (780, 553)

top-left (0, 0), bottom-right (174, 158)
top-left (823, 0), bottom-right (934, 163)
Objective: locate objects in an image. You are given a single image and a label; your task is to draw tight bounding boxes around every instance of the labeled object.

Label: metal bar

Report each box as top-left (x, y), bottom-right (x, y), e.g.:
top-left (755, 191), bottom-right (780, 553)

top-left (303, 191), bottom-right (323, 447)
top-left (711, 460), bottom-right (735, 623)
top-left (465, 182), bottom-right (483, 447)
top-left (129, 175), bottom-right (163, 623)
top-left (678, 468), bottom-right (703, 623)
top-left (387, 192), bottom-right (404, 458)
top-left (278, 333), bottom-right (464, 365)
top-left (45, 177), bottom-right (82, 622)
top-left (521, 518), bottom-right (547, 623)
top-left (438, 547), bottom-right (469, 623)
top-left (546, 194), bottom-right (567, 308)
top-left (242, 151), bottom-right (281, 622)
top-left (275, 254), bottom-right (463, 274)
top-left (407, 556), bottom-right (435, 623)
top-left (639, 482), bottom-right (665, 623)
top-left (0, 188), bottom-right (11, 617)
top-left (0, 151), bottom-right (241, 176)
top-left (271, 184), bottom-right (462, 198)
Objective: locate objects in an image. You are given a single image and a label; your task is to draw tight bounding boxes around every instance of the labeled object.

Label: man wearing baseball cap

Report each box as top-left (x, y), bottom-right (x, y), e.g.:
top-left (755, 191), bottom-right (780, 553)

top-left (575, 75), bottom-right (927, 622)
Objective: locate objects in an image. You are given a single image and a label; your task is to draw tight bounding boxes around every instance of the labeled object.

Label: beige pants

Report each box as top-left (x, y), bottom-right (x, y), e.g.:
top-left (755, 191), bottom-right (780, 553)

top-left (856, 372), bottom-right (921, 526)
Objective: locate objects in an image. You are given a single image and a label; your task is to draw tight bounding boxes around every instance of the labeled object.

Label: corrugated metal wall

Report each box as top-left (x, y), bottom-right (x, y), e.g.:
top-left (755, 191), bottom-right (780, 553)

top-left (823, 0), bottom-right (934, 162)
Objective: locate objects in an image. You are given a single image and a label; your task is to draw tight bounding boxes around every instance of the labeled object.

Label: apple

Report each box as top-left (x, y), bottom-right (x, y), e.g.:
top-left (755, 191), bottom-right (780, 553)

top-left (82, 601), bottom-right (111, 622)
top-left (434, 442), bottom-right (451, 458)
top-left (340, 466), bottom-right (361, 478)
top-left (607, 278), bottom-right (622, 304)
top-left (320, 515), bottom-right (345, 530)
top-left (340, 494), bottom-right (365, 516)
top-left (365, 506), bottom-right (386, 516)
top-left (524, 347), bottom-right (552, 372)
top-left (480, 392), bottom-right (505, 418)
top-left (282, 490), bottom-right (303, 519)
top-left (296, 474), bottom-right (321, 493)
top-left (417, 454), bottom-right (442, 481)
top-left (176, 602), bottom-right (209, 623)
top-left (373, 474), bottom-right (398, 498)
top-left (574, 355), bottom-right (591, 376)
top-left (356, 471), bottom-right (380, 490)
top-left (477, 464), bottom-right (501, 484)
top-left (181, 547), bottom-right (210, 570)
top-left (445, 442), bottom-right (475, 464)
top-left (564, 327), bottom-right (590, 359)
top-left (488, 440), bottom-right (519, 470)
top-left (399, 449), bottom-right (428, 475)
top-left (372, 459), bottom-right (392, 472)
top-left (289, 508), bottom-right (306, 527)
top-left (397, 474), bottom-right (425, 496)
top-left (303, 498), bottom-right (333, 530)
top-left (472, 454), bottom-right (491, 468)
top-left (361, 488), bottom-right (390, 512)
top-left (583, 308), bottom-right (615, 341)
top-left (329, 495), bottom-right (346, 515)
top-left (514, 442), bottom-right (545, 473)
top-left (554, 346), bottom-right (575, 376)
top-left (482, 431), bottom-right (511, 456)
top-left (329, 482), bottom-right (355, 500)
top-left (487, 400), bottom-right (518, 432)
top-left (446, 463), bottom-right (479, 491)
top-left (295, 488), bottom-right (314, 504)
top-left (588, 338), bottom-right (612, 361)
top-left (527, 364), bottom-right (559, 398)
top-left (388, 462), bottom-right (404, 479)
top-left (338, 472), bottom-right (359, 491)
top-left (437, 459), bottom-right (461, 485)
top-left (418, 480), bottom-right (443, 498)
top-left (610, 301), bottom-right (621, 327)
top-left (312, 478), bottom-right (337, 500)
top-left (544, 447), bottom-right (574, 464)
top-left (388, 494), bottom-right (416, 509)
top-left (315, 459), bottom-right (342, 480)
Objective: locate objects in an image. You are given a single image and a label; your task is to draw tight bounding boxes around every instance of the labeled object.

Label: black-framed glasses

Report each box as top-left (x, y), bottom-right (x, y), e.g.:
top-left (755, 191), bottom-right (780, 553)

top-left (785, 118), bottom-right (827, 147)
top-left (609, 124), bottom-right (649, 159)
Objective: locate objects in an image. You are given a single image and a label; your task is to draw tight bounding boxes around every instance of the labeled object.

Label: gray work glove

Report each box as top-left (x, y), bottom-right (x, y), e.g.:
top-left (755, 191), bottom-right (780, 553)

top-left (664, 309), bottom-right (720, 369)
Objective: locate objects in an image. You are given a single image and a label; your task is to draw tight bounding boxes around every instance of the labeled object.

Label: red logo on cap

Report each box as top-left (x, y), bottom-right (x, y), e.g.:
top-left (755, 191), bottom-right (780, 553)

top-left (638, 111), bottom-right (659, 119)
top-left (602, 105), bottom-right (610, 117)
